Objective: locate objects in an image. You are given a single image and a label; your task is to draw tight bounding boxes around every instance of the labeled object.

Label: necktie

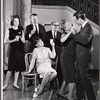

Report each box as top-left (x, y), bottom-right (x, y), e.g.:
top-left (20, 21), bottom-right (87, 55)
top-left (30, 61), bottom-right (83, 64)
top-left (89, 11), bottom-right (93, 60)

top-left (35, 25), bottom-right (38, 34)
top-left (54, 31), bottom-right (56, 39)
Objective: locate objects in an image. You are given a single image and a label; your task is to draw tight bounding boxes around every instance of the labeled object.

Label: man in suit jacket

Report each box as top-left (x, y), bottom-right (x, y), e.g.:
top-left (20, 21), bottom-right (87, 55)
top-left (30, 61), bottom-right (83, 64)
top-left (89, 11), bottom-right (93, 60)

top-left (44, 21), bottom-right (63, 88)
top-left (25, 13), bottom-right (45, 53)
top-left (71, 11), bottom-right (96, 100)
top-left (25, 13), bottom-right (45, 86)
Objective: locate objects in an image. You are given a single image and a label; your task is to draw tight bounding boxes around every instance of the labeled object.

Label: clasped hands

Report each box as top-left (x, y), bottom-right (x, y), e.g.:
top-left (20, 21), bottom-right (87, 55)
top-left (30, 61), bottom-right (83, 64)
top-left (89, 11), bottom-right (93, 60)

top-left (15, 35), bottom-right (21, 41)
top-left (70, 24), bottom-right (77, 34)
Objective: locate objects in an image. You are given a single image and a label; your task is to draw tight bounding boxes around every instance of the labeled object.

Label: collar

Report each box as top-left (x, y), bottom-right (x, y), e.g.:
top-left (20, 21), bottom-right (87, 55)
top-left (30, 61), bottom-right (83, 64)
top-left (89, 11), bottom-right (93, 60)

top-left (52, 30), bottom-right (57, 38)
top-left (33, 24), bottom-right (38, 27)
top-left (82, 20), bottom-right (88, 28)
top-left (52, 30), bottom-right (57, 33)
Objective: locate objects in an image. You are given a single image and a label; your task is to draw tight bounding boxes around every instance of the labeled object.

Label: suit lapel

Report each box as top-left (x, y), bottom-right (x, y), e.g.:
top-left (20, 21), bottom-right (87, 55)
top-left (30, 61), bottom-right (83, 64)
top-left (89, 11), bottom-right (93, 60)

top-left (81, 23), bottom-right (89, 36)
top-left (56, 31), bottom-right (60, 39)
top-left (50, 30), bottom-right (53, 39)
top-left (56, 31), bottom-right (61, 39)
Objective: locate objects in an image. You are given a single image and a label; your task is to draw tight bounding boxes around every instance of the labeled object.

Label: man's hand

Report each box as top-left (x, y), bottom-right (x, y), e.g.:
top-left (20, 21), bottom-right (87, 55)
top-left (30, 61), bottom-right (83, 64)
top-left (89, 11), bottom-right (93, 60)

top-left (71, 24), bottom-right (77, 34)
top-left (50, 40), bottom-right (55, 46)
top-left (30, 29), bottom-right (35, 35)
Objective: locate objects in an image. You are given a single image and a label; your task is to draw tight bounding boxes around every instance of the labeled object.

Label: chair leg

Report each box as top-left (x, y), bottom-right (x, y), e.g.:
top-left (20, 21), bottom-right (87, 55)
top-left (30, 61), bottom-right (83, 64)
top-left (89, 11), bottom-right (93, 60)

top-left (35, 75), bottom-right (37, 90)
top-left (22, 76), bottom-right (25, 93)
top-left (48, 89), bottom-right (53, 100)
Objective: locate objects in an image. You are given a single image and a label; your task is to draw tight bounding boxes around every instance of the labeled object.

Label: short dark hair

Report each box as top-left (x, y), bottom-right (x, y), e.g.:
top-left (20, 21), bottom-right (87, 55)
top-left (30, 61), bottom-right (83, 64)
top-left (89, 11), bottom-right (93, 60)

top-left (31, 13), bottom-right (38, 17)
top-left (73, 10), bottom-right (86, 20)
top-left (10, 15), bottom-right (21, 26)
top-left (32, 37), bottom-right (41, 46)
top-left (51, 21), bottom-right (56, 25)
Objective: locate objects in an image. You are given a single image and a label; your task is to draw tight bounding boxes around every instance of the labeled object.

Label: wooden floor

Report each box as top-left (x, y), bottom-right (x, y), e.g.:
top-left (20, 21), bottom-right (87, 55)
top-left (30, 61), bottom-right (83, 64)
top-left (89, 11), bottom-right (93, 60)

top-left (3, 70), bottom-right (99, 100)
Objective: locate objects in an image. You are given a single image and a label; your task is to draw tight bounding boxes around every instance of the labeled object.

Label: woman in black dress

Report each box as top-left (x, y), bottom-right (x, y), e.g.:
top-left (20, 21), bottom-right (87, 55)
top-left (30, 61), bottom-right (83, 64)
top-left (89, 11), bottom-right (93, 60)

top-left (57, 19), bottom-right (76, 100)
top-left (3, 15), bottom-right (25, 90)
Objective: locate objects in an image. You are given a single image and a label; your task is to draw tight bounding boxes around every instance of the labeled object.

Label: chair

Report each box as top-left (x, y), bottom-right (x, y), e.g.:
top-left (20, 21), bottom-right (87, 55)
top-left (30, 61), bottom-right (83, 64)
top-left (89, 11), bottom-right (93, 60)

top-left (21, 53), bottom-right (38, 93)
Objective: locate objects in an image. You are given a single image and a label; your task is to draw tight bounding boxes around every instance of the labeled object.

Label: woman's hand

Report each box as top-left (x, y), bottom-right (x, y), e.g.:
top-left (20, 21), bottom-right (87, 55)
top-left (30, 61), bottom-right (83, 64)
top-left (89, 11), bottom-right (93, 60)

top-left (71, 24), bottom-right (77, 34)
top-left (15, 36), bottom-right (20, 41)
top-left (50, 40), bottom-right (55, 47)
top-left (19, 36), bottom-right (25, 43)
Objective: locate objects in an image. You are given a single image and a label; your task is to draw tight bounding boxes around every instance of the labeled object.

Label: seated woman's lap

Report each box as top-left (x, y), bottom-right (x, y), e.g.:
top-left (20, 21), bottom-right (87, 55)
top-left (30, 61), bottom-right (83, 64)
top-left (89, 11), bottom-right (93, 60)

top-left (37, 62), bottom-right (56, 78)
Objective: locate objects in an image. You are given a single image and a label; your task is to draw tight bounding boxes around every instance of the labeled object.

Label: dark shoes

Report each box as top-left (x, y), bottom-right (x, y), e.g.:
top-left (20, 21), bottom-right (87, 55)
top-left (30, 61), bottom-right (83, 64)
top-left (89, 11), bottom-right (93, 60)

top-left (13, 85), bottom-right (20, 89)
top-left (57, 92), bottom-right (68, 100)
top-left (74, 98), bottom-right (85, 100)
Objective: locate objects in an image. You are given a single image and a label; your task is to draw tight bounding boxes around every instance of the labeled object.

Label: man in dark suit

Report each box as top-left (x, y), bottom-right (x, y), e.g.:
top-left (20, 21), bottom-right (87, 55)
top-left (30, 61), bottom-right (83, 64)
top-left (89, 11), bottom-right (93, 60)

top-left (25, 13), bottom-right (45, 86)
top-left (44, 21), bottom-right (63, 88)
top-left (25, 13), bottom-right (45, 53)
top-left (71, 11), bottom-right (96, 100)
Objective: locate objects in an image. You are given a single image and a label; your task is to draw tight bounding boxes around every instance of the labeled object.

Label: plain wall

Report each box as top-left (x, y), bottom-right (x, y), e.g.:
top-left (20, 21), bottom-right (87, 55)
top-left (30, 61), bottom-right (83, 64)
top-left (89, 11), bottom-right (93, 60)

top-left (32, 5), bottom-right (99, 69)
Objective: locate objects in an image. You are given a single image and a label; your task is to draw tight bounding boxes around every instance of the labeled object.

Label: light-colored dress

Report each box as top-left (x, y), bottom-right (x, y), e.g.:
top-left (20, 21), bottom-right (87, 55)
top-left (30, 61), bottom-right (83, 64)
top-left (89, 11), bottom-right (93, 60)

top-left (30, 47), bottom-right (56, 78)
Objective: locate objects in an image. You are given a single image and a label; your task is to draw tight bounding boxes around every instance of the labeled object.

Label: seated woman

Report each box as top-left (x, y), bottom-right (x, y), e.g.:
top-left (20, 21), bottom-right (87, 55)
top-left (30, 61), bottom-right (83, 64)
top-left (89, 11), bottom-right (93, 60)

top-left (26, 37), bottom-right (57, 97)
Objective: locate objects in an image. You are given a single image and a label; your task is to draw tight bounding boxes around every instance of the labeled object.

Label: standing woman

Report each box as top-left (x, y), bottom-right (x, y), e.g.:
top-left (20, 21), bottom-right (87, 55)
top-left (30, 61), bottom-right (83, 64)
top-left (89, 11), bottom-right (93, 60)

top-left (3, 15), bottom-right (25, 90)
top-left (57, 19), bottom-right (76, 100)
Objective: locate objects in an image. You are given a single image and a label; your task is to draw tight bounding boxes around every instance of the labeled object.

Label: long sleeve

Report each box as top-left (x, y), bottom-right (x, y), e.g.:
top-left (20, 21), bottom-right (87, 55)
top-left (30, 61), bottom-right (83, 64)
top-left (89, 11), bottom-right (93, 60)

top-left (48, 48), bottom-right (56, 59)
top-left (60, 32), bottom-right (72, 43)
top-left (73, 25), bottom-right (93, 45)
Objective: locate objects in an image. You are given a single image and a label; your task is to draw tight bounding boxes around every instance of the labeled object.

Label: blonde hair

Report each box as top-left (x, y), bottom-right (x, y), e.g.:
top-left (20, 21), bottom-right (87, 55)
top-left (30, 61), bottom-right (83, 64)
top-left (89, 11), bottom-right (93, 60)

top-left (60, 19), bottom-right (71, 31)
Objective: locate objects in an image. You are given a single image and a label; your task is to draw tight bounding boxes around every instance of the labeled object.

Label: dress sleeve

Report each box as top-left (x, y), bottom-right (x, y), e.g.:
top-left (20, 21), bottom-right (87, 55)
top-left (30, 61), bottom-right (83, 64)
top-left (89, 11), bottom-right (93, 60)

top-left (48, 48), bottom-right (56, 59)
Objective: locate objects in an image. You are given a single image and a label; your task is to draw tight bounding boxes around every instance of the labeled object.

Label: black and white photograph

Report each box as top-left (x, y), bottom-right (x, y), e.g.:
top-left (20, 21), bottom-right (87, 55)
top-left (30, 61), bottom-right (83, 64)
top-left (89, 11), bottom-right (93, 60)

top-left (1, 0), bottom-right (99, 100)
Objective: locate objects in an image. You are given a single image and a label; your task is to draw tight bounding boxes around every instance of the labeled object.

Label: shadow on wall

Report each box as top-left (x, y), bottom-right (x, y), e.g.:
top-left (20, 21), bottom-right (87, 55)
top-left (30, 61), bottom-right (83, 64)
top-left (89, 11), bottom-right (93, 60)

top-left (90, 34), bottom-right (99, 70)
